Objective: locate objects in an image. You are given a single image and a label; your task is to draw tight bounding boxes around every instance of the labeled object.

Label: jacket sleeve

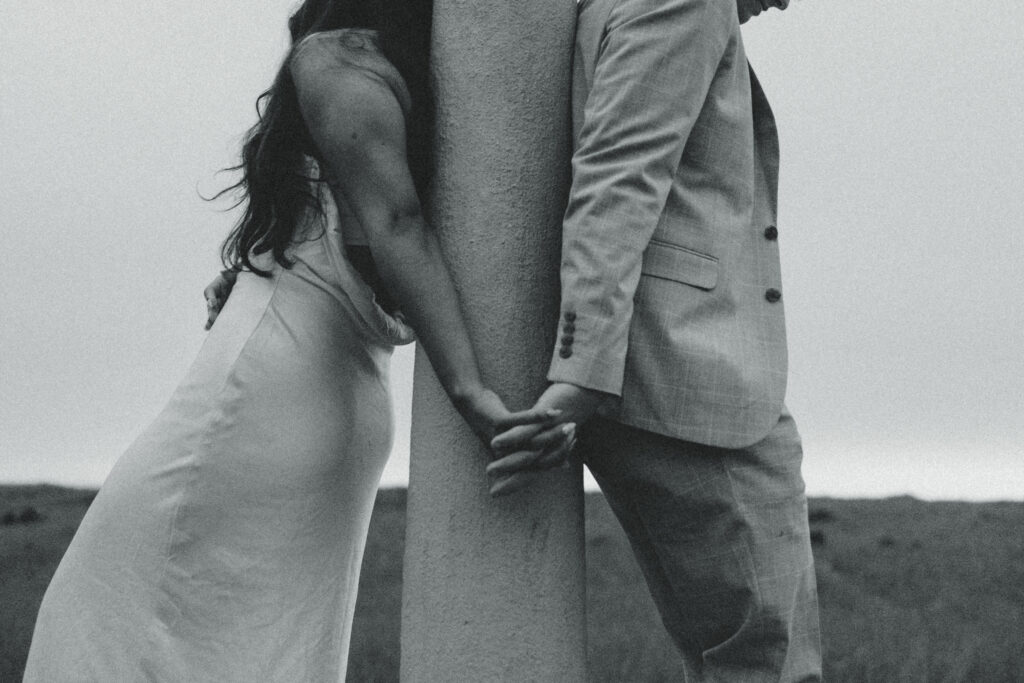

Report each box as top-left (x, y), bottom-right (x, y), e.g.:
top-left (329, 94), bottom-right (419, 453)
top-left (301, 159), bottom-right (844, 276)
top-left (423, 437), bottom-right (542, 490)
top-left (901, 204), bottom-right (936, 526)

top-left (547, 0), bottom-right (732, 395)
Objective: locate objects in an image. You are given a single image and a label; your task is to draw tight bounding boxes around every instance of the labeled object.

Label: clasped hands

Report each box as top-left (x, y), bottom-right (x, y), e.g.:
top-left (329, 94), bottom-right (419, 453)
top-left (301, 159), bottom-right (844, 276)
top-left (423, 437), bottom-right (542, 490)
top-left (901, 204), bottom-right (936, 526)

top-left (204, 271), bottom-right (603, 497)
top-left (485, 382), bottom-right (606, 497)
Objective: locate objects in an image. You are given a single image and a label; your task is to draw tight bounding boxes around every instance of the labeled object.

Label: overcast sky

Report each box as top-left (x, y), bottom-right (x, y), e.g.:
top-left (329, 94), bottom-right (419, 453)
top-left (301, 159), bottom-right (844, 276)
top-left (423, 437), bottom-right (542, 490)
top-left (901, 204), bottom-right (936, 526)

top-left (2, 1), bottom-right (1021, 500)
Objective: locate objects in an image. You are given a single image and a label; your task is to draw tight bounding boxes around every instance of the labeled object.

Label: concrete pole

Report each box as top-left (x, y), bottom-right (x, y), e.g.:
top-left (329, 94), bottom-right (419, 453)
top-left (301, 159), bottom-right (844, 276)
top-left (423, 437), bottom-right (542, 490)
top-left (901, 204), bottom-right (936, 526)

top-left (400, 2), bottom-right (584, 681)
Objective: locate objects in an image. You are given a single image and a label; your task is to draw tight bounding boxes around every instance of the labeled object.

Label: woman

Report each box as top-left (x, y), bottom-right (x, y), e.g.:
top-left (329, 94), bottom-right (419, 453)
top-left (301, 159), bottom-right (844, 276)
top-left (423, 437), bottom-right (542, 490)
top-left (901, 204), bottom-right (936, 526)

top-left (24, 1), bottom-right (569, 679)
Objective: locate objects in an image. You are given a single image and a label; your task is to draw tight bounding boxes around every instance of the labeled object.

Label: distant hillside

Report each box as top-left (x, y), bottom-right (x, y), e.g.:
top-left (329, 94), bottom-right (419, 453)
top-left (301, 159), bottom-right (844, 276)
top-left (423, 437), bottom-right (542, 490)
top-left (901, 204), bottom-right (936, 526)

top-left (2, 485), bottom-right (1022, 681)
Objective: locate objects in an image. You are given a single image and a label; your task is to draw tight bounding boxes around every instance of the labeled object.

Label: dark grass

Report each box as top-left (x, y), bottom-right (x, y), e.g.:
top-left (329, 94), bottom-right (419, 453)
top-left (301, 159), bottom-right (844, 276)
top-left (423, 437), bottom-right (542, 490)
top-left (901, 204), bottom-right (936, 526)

top-left (3, 486), bottom-right (1022, 682)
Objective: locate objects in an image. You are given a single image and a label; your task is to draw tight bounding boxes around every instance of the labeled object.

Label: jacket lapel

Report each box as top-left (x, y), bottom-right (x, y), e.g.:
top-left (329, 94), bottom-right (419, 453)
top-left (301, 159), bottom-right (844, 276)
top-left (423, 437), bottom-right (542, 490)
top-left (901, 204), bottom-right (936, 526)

top-left (748, 63), bottom-right (780, 218)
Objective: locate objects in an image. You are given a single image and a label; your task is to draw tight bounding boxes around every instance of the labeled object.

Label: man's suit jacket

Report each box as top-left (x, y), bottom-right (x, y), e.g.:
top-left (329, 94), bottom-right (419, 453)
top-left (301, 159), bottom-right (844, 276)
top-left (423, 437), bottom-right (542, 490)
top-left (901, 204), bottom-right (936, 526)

top-left (547, 0), bottom-right (788, 449)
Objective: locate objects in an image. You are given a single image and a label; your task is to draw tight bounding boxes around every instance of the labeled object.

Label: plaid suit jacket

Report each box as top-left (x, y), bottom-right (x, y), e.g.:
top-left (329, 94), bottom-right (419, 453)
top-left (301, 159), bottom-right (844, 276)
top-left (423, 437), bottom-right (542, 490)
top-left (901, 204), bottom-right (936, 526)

top-left (547, 0), bottom-right (788, 448)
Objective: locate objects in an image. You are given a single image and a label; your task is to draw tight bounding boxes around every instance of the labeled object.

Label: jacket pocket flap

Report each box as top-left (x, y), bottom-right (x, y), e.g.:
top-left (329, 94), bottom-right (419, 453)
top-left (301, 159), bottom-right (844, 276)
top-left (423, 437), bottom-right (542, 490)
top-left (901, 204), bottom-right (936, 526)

top-left (641, 240), bottom-right (719, 290)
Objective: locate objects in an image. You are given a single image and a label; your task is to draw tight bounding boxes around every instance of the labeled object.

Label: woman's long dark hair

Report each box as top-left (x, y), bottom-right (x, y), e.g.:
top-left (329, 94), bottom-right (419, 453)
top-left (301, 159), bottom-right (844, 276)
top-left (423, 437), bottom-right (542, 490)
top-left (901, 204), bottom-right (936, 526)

top-left (217, 0), bottom-right (434, 275)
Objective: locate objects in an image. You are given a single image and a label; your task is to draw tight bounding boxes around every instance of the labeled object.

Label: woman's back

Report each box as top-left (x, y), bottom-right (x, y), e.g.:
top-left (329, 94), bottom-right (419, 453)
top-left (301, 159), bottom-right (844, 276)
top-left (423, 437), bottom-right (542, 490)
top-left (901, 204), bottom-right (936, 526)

top-left (24, 125), bottom-right (415, 681)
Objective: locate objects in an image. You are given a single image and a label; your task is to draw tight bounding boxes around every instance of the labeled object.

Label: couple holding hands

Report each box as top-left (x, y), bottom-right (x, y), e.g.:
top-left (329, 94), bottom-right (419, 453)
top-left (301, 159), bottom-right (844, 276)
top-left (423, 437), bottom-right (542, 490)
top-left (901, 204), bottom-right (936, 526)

top-left (26, 0), bottom-right (821, 680)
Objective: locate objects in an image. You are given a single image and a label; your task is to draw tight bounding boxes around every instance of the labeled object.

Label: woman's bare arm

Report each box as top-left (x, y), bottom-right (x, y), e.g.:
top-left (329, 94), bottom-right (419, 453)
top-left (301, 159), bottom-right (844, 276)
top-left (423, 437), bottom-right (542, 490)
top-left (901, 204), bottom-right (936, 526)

top-left (292, 64), bottom-right (558, 441)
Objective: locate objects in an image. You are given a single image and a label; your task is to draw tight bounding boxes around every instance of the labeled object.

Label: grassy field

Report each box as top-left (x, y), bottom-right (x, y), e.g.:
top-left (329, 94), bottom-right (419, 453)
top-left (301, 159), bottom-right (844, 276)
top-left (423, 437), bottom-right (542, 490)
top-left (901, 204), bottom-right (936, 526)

top-left (2, 485), bottom-right (1022, 681)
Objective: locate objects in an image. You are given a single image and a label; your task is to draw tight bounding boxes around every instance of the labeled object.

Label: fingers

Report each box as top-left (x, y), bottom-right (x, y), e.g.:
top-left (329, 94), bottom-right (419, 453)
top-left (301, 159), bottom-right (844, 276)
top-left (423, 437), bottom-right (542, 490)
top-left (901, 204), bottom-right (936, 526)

top-left (490, 423), bottom-right (545, 453)
top-left (487, 447), bottom-right (577, 497)
top-left (203, 280), bottom-right (225, 330)
top-left (489, 471), bottom-right (546, 497)
top-left (204, 298), bottom-right (221, 331)
top-left (495, 407), bottom-right (563, 431)
top-left (492, 422), bottom-right (575, 456)
top-left (485, 424), bottom-right (577, 497)
top-left (487, 424), bottom-right (576, 478)
top-left (204, 289), bottom-right (225, 331)
top-left (485, 445), bottom-right (567, 479)
top-left (486, 450), bottom-right (541, 478)
top-left (203, 271), bottom-right (239, 329)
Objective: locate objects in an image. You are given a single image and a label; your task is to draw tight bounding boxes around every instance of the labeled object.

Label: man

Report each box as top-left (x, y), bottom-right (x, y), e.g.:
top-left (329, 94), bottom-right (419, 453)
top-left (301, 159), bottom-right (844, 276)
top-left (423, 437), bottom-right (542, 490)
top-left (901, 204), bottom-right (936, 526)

top-left (489, 0), bottom-right (822, 679)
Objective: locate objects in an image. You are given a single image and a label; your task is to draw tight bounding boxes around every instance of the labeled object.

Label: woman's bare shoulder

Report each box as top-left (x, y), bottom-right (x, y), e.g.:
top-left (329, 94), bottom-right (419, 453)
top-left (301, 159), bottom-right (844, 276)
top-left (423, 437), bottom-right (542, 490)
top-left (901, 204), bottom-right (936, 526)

top-left (290, 31), bottom-right (409, 127)
top-left (291, 31), bottom-right (393, 91)
top-left (289, 41), bottom-right (405, 161)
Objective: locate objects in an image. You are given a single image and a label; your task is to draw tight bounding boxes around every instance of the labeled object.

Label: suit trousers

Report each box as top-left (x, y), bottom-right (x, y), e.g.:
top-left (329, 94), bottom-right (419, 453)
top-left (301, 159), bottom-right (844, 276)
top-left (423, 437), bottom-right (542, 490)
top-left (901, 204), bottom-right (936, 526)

top-left (581, 409), bottom-right (822, 682)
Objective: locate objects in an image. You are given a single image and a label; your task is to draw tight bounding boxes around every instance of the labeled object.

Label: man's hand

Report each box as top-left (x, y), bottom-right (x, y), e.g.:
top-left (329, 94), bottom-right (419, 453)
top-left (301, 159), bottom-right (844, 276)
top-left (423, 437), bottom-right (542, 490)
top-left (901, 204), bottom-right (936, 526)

top-left (203, 270), bottom-right (237, 330)
top-left (486, 382), bottom-right (606, 496)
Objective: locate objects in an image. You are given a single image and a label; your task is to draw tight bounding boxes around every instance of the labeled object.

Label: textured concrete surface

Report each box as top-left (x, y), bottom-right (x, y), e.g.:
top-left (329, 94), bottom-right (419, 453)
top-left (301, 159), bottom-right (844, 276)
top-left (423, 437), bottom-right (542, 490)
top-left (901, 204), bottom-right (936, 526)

top-left (400, 2), bottom-right (586, 681)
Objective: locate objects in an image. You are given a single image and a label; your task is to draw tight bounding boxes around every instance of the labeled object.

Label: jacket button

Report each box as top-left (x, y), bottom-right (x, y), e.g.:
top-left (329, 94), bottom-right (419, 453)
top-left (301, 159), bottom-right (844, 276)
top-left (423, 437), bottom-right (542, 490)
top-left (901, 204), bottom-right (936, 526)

top-left (562, 322), bottom-right (576, 334)
top-left (765, 288), bottom-right (782, 303)
top-left (563, 311), bottom-right (577, 322)
top-left (560, 334), bottom-right (574, 346)
top-left (559, 347), bottom-right (573, 359)
top-left (764, 225), bottom-right (778, 240)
